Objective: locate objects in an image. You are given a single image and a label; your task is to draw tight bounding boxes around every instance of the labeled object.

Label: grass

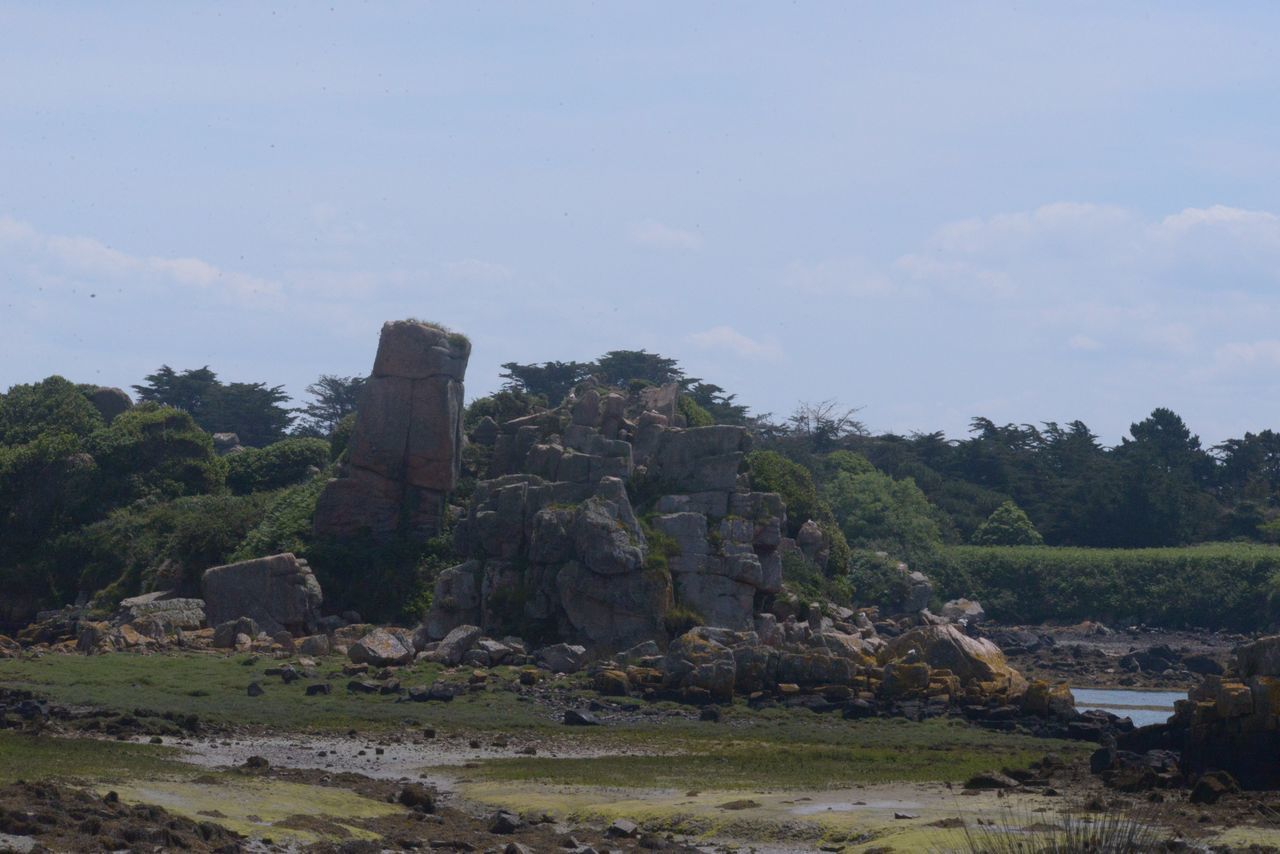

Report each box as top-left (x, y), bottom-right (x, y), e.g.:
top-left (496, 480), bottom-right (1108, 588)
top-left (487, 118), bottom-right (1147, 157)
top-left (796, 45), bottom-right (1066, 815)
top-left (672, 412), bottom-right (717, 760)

top-left (0, 652), bottom-right (558, 733)
top-left (0, 730), bottom-right (188, 783)
top-left (946, 804), bottom-right (1168, 853)
top-left (477, 715), bottom-right (1085, 790)
top-left (2, 652), bottom-right (1087, 793)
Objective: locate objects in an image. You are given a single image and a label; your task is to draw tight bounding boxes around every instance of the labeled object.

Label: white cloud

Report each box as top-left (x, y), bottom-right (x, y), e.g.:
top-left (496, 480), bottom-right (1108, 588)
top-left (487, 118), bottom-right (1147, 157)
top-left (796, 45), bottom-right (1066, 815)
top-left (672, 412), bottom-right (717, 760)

top-left (687, 325), bottom-right (782, 361)
top-left (629, 220), bottom-right (703, 250)
top-left (1068, 334), bottom-right (1103, 351)
top-left (0, 215), bottom-right (281, 301)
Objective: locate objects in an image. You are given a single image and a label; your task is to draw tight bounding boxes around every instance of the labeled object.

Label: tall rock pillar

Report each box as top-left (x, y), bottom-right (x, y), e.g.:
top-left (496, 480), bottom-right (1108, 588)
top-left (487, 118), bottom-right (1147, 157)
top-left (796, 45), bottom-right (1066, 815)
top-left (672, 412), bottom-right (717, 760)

top-left (314, 320), bottom-right (470, 541)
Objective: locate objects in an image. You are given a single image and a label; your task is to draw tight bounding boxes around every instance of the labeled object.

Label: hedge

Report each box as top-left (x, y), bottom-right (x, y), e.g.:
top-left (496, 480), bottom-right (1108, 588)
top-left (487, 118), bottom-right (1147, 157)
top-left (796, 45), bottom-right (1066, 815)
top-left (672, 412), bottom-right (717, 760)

top-left (928, 543), bottom-right (1280, 631)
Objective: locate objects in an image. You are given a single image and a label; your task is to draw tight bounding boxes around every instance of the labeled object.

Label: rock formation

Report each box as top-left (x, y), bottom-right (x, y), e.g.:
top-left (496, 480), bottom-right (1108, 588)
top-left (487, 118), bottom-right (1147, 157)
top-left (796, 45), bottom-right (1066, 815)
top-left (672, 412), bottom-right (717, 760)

top-left (313, 320), bottom-right (470, 541)
top-left (201, 553), bottom-right (323, 636)
top-left (86, 386), bottom-right (132, 423)
top-left (425, 379), bottom-right (785, 652)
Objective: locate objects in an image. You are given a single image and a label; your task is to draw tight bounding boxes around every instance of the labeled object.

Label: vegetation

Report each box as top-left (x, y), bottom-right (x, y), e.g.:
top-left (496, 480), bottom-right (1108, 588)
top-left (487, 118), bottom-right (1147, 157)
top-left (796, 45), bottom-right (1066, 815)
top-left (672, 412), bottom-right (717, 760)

top-left (293, 374), bottom-right (366, 437)
top-left (225, 437), bottom-right (329, 494)
top-left (930, 543), bottom-right (1280, 629)
top-left (133, 365), bottom-right (295, 447)
top-left (476, 714), bottom-right (1080, 789)
top-left (0, 731), bottom-right (186, 784)
top-left (971, 500), bottom-right (1044, 546)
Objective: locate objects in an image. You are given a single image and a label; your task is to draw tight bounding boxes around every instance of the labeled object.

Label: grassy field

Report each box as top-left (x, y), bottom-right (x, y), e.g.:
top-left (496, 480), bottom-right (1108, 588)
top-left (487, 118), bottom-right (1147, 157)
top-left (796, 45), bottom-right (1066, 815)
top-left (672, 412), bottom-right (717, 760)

top-left (1, 651), bottom-right (1088, 794)
top-left (0, 651), bottom-right (559, 732)
top-left (0, 730), bottom-right (188, 784)
top-left (476, 714), bottom-right (1078, 789)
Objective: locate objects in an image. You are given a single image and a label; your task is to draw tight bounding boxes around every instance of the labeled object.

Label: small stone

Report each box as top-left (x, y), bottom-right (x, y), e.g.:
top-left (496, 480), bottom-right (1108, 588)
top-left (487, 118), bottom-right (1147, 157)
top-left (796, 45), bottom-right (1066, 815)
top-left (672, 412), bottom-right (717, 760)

top-left (305, 683), bottom-right (332, 696)
top-left (246, 682), bottom-right (264, 697)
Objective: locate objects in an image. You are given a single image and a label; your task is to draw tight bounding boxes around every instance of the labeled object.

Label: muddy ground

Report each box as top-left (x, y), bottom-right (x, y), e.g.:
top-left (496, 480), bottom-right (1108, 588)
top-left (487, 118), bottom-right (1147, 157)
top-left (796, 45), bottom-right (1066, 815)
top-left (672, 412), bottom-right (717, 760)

top-left (986, 621), bottom-right (1246, 690)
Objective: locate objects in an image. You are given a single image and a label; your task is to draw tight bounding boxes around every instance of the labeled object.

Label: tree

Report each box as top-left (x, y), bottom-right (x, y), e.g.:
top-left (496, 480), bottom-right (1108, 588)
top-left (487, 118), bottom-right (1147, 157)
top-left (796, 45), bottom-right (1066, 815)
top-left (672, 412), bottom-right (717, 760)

top-left (132, 366), bottom-right (220, 417)
top-left (822, 464), bottom-right (942, 568)
top-left (1111, 408), bottom-right (1218, 546)
top-left (786, 401), bottom-right (866, 452)
top-left (295, 375), bottom-right (367, 436)
top-left (202, 382), bottom-right (294, 447)
top-left (971, 500), bottom-right (1045, 545)
top-left (685, 381), bottom-right (750, 425)
top-left (499, 360), bottom-right (591, 406)
top-left (133, 366), bottom-right (294, 447)
top-left (592, 350), bottom-right (684, 388)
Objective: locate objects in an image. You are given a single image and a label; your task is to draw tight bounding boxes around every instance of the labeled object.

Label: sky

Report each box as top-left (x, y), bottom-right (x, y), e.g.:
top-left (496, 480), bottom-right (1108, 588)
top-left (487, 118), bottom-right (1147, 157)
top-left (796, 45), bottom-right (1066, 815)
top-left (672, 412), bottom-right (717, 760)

top-left (2, 2), bottom-right (1279, 446)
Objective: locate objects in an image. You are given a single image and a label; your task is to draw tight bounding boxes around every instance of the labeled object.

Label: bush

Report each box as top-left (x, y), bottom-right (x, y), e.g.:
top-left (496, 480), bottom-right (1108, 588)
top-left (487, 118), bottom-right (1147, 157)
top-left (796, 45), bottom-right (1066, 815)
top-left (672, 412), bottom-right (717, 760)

top-left (971, 500), bottom-right (1044, 546)
top-left (329, 412), bottom-right (357, 461)
top-left (48, 493), bottom-right (273, 604)
top-left (677, 394), bottom-right (715, 427)
top-left (232, 474), bottom-right (330, 561)
top-left (87, 404), bottom-right (225, 504)
top-left (664, 605), bottom-right (705, 637)
top-left (930, 543), bottom-right (1280, 630)
top-left (823, 466), bottom-right (942, 569)
top-left (0, 376), bottom-right (104, 446)
top-left (782, 547), bottom-right (854, 606)
top-left (305, 524), bottom-right (460, 625)
top-left (747, 450), bottom-right (824, 537)
top-left (225, 437), bottom-right (330, 494)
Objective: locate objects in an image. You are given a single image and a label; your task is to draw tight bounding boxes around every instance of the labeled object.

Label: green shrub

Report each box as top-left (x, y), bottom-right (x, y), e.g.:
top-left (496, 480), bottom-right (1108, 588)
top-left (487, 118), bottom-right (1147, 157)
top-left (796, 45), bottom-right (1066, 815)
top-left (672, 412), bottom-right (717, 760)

top-left (930, 543), bottom-right (1280, 630)
top-left (677, 394), bottom-right (715, 427)
top-left (823, 466), bottom-right (942, 569)
top-left (231, 474), bottom-right (330, 561)
top-left (747, 450), bottom-right (824, 537)
top-left (87, 404), bottom-right (224, 503)
top-left (329, 412), bottom-right (357, 461)
top-left (664, 605), bottom-right (705, 637)
top-left (225, 437), bottom-right (330, 494)
top-left (846, 550), bottom-right (905, 609)
top-left (48, 493), bottom-right (272, 604)
top-left (305, 523), bottom-right (460, 625)
top-left (0, 376), bottom-right (104, 446)
top-left (971, 500), bottom-right (1044, 546)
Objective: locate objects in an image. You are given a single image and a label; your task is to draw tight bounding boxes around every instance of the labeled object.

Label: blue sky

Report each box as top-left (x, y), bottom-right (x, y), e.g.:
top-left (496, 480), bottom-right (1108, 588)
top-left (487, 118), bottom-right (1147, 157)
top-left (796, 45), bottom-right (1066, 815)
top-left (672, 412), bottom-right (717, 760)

top-left (3, 2), bottom-right (1279, 444)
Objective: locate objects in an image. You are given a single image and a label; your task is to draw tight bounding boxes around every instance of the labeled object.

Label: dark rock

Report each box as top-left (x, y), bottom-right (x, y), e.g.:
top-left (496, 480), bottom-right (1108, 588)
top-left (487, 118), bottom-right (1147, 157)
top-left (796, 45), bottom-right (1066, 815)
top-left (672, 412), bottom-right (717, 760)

top-left (246, 682), bottom-right (264, 697)
top-left (963, 771), bottom-right (1019, 790)
top-left (606, 818), bottom-right (638, 838)
top-left (564, 709), bottom-right (601, 726)
top-left (1190, 771), bottom-right (1239, 805)
top-left (488, 809), bottom-right (522, 834)
top-left (398, 784), bottom-right (435, 812)
top-left (305, 683), bottom-right (331, 696)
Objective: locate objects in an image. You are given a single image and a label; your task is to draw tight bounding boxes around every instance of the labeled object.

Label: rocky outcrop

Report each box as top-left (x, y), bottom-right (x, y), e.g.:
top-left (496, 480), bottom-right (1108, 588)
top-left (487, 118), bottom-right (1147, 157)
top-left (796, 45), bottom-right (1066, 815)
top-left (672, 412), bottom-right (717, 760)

top-left (1174, 635), bottom-right (1280, 788)
top-left (201, 553), bottom-right (322, 636)
top-left (116, 592), bottom-right (205, 630)
top-left (429, 477), bottom-right (671, 652)
top-left (314, 320), bottom-right (470, 541)
top-left (86, 386), bottom-right (132, 423)
top-left (879, 624), bottom-right (1027, 700)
